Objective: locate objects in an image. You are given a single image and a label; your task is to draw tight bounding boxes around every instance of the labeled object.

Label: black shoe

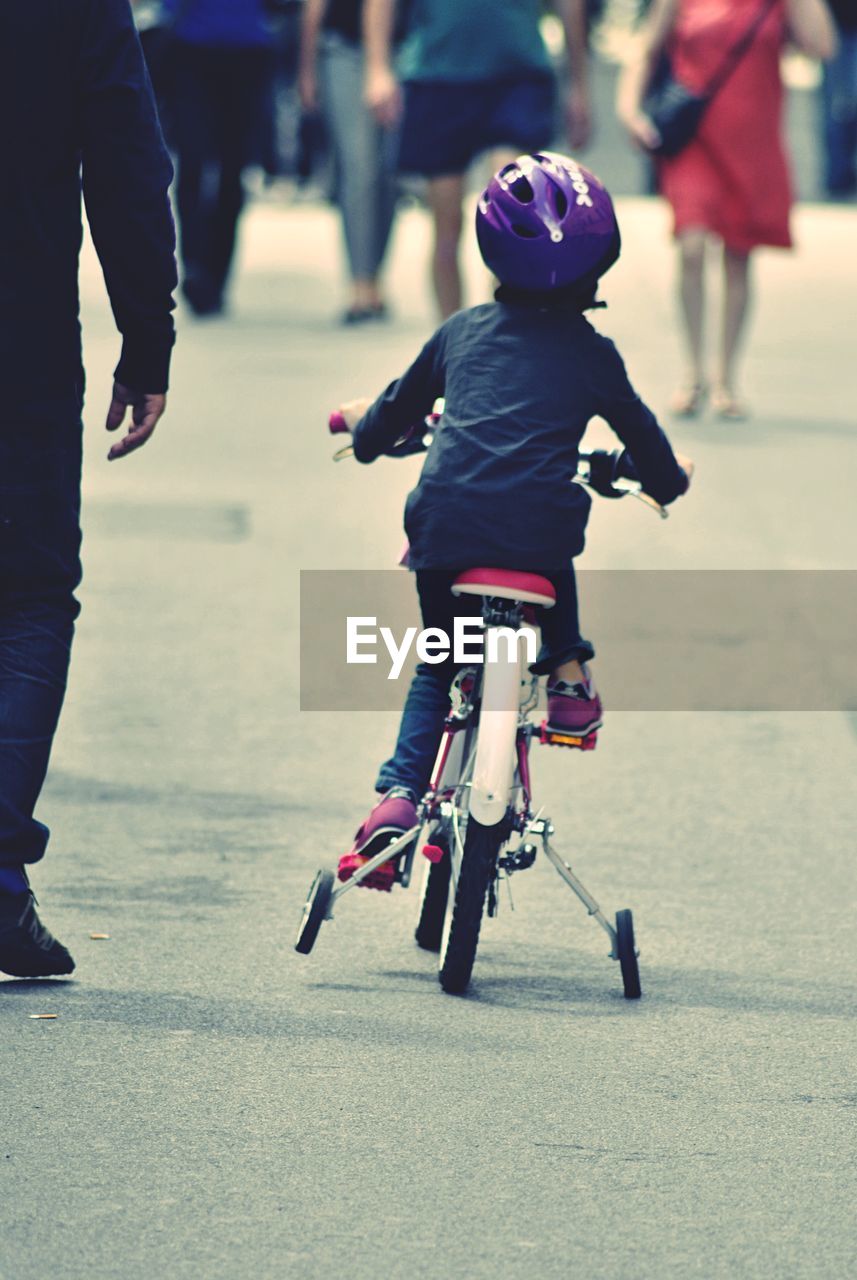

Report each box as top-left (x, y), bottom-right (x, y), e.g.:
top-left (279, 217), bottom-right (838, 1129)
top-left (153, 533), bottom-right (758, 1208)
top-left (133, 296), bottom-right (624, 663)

top-left (341, 302), bottom-right (388, 326)
top-left (181, 274), bottom-right (224, 318)
top-left (0, 892), bottom-right (75, 977)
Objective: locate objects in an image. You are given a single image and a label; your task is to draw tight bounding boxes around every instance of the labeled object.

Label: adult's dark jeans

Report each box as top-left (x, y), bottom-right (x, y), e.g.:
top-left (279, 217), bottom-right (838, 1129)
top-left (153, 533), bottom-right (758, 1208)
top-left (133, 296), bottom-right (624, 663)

top-left (0, 421), bottom-right (82, 868)
top-left (821, 31), bottom-right (857, 195)
top-left (172, 42), bottom-right (274, 305)
top-left (375, 568), bottom-right (594, 799)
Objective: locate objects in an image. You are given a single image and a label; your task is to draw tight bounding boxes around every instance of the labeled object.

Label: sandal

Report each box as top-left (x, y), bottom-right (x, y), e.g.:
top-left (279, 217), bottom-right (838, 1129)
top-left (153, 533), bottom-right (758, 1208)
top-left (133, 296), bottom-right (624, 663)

top-left (342, 301), bottom-right (389, 326)
top-left (711, 386), bottom-right (748, 420)
top-left (669, 382), bottom-right (708, 417)
top-left (341, 305), bottom-right (377, 326)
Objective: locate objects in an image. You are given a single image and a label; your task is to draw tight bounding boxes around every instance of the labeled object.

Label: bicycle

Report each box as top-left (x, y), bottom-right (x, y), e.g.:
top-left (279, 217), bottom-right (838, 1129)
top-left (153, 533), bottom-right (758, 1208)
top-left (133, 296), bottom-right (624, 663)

top-left (295, 406), bottom-right (670, 998)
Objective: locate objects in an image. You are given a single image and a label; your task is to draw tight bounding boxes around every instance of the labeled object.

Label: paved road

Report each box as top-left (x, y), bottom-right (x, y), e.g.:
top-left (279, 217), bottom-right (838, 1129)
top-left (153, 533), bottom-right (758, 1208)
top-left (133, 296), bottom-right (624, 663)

top-left (2, 197), bottom-right (856, 1280)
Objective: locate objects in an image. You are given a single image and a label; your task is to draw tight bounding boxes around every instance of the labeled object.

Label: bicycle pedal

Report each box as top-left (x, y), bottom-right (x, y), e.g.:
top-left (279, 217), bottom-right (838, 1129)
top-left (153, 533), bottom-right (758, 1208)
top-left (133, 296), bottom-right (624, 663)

top-left (337, 852), bottom-right (396, 892)
top-left (539, 721), bottom-right (598, 750)
top-left (421, 843), bottom-right (445, 863)
top-left (499, 843), bottom-right (537, 872)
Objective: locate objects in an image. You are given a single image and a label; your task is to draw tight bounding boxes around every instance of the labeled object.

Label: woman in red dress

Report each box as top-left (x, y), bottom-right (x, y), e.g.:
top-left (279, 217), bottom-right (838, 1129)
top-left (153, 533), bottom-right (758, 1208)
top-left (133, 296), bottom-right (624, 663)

top-left (618, 0), bottom-right (835, 417)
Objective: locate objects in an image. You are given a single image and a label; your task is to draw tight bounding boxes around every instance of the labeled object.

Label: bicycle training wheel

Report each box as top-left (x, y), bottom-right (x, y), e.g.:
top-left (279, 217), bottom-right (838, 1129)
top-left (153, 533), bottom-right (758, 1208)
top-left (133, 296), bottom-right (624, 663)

top-left (295, 869), bottom-right (334, 955)
top-left (615, 908), bottom-right (641, 999)
top-left (414, 839), bottom-right (451, 952)
top-left (438, 818), bottom-right (502, 994)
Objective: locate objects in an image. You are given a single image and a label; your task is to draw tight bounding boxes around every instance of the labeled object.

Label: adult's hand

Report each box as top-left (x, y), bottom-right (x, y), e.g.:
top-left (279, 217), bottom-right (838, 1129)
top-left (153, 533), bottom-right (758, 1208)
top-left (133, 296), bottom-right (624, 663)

top-left (675, 451), bottom-right (695, 488)
top-left (298, 64), bottom-right (319, 113)
top-left (105, 381), bottom-right (166, 460)
top-left (565, 83), bottom-right (592, 151)
top-left (785, 0), bottom-right (837, 60)
top-left (365, 64), bottom-right (402, 128)
top-left (621, 108), bottom-right (662, 153)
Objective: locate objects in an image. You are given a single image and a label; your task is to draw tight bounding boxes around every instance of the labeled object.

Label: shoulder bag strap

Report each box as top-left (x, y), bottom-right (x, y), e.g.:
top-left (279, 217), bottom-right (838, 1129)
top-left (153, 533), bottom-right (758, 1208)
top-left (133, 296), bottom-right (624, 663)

top-left (702, 0), bottom-right (782, 102)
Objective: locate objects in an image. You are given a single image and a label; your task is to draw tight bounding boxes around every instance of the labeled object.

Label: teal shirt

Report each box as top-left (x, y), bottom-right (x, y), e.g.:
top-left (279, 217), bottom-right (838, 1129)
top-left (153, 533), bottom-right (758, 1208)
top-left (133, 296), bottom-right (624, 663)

top-left (398, 0), bottom-right (552, 83)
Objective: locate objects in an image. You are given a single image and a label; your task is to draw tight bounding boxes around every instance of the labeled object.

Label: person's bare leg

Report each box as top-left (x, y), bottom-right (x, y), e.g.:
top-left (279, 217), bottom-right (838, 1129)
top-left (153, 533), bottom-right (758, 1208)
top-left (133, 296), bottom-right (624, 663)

top-left (427, 174), bottom-right (465, 318)
top-left (551, 659), bottom-right (585, 684)
top-left (671, 228), bottom-right (708, 415)
top-left (350, 277), bottom-right (379, 310)
top-left (714, 246), bottom-right (752, 416)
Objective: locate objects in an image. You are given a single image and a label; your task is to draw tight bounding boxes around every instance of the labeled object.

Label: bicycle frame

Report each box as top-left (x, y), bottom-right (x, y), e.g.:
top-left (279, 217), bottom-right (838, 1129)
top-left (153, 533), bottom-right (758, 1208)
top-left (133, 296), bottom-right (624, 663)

top-left (419, 603), bottom-right (620, 954)
top-left (301, 409), bottom-right (657, 994)
top-left (302, 588), bottom-right (633, 989)
top-left (421, 605), bottom-right (534, 831)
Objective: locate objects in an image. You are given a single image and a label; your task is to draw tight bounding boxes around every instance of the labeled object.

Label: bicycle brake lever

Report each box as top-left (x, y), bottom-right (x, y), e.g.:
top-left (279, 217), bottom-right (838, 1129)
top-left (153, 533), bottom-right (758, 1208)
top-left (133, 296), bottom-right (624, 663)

top-left (573, 475), bottom-right (668, 519)
top-left (628, 489), bottom-right (669, 519)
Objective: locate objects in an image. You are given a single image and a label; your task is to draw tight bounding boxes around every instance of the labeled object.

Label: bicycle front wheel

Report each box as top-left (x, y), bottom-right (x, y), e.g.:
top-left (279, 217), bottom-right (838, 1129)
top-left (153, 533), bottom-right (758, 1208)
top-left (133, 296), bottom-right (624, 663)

top-left (438, 817), bottom-right (503, 994)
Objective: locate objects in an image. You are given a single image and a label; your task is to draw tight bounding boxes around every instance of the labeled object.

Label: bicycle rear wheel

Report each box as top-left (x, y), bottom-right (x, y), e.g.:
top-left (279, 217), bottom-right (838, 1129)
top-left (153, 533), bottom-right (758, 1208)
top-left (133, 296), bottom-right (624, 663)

top-left (438, 817), bottom-right (503, 994)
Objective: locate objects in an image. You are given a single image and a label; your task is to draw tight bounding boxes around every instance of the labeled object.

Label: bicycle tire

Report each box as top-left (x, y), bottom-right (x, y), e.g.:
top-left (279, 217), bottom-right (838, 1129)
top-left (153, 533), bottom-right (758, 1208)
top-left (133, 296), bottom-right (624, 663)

top-left (438, 817), bottom-right (503, 994)
top-left (615, 908), bottom-right (642, 999)
top-left (295, 869), bottom-right (334, 955)
top-left (415, 843), bottom-right (451, 952)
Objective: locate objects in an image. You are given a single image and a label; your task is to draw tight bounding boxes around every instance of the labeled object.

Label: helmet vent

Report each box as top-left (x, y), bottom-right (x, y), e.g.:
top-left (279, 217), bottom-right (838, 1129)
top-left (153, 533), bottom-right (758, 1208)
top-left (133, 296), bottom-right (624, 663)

top-left (507, 175), bottom-right (535, 204)
top-left (511, 223), bottom-right (540, 239)
top-left (552, 188), bottom-right (568, 218)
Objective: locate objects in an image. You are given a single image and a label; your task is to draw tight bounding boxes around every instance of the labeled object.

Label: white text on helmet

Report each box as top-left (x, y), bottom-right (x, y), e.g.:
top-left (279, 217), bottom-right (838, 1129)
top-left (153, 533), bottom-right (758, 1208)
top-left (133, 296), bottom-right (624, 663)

top-left (564, 159), bottom-right (594, 208)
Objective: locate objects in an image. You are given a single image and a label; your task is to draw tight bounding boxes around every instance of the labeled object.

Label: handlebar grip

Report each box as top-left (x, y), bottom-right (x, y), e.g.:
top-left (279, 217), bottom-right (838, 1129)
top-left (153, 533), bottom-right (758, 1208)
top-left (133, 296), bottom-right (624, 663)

top-left (586, 449), bottom-right (621, 495)
top-left (329, 410), bottom-right (349, 435)
top-left (580, 449), bottom-right (641, 497)
top-left (614, 449), bottom-right (640, 483)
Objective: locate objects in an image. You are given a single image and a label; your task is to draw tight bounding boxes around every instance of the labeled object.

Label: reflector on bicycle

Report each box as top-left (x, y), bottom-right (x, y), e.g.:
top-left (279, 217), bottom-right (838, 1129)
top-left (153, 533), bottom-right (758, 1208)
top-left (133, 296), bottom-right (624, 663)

top-left (540, 723), bottom-right (598, 750)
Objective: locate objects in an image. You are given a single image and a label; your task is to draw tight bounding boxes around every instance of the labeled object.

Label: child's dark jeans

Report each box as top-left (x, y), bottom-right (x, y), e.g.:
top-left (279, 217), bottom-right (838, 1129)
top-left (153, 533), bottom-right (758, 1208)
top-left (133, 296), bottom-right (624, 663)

top-left (375, 567), bottom-right (593, 799)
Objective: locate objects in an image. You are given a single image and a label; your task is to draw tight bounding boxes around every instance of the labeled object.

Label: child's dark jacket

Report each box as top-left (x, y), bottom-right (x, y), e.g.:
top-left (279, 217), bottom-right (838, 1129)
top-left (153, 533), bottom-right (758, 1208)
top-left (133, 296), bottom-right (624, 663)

top-left (353, 300), bottom-right (686, 572)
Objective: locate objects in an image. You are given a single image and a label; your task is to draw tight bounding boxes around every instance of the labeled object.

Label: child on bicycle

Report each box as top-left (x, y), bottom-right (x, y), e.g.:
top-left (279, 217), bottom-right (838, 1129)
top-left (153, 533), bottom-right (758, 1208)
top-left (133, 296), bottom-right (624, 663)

top-left (334, 152), bottom-right (694, 890)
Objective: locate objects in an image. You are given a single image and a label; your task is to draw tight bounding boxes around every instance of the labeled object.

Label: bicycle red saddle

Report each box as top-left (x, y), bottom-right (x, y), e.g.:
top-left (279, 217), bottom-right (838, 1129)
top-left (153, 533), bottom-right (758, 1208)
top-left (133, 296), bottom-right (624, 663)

top-left (451, 568), bottom-right (556, 608)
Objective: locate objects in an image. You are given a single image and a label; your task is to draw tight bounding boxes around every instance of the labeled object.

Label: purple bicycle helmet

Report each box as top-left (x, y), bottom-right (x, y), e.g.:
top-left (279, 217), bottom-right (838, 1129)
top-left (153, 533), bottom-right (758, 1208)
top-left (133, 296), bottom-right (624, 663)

top-left (476, 152), bottom-right (620, 294)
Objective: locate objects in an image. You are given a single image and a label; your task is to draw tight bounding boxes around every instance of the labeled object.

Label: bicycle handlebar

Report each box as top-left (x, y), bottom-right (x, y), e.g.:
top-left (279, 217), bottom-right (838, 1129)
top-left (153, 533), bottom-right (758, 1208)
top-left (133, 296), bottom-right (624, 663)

top-left (327, 407), bottom-right (667, 516)
top-left (578, 447), bottom-right (639, 495)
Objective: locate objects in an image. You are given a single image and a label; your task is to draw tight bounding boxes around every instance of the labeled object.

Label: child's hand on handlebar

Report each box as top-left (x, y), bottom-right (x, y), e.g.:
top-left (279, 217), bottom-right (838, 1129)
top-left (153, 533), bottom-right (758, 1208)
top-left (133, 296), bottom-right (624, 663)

top-left (338, 397), bottom-right (373, 432)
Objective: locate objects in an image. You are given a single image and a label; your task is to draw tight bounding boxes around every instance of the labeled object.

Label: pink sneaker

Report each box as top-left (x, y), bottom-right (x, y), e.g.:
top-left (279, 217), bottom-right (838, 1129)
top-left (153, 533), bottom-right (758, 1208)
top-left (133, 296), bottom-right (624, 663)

top-left (546, 666), bottom-right (603, 736)
top-left (337, 787), bottom-right (418, 892)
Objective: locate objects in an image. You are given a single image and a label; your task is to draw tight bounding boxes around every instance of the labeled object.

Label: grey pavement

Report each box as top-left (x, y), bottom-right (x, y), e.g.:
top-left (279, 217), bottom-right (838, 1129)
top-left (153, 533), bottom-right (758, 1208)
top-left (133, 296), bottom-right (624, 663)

top-left (2, 193), bottom-right (856, 1280)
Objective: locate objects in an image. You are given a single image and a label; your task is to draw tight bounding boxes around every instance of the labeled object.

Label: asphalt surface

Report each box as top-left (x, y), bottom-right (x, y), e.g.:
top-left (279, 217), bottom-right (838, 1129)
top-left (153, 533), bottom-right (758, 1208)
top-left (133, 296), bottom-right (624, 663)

top-left (2, 191), bottom-right (856, 1280)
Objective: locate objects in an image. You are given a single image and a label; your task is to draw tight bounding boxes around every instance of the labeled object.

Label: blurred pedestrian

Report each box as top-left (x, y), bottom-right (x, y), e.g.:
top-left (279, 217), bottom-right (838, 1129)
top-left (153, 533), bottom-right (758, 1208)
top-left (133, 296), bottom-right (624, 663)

top-left (131, 1), bottom-right (179, 140)
top-left (164, 0), bottom-right (275, 315)
top-left (618, 0), bottom-right (835, 419)
top-left (265, 1), bottom-right (306, 180)
top-left (820, 0), bottom-right (857, 196)
top-left (299, 0), bottom-right (399, 322)
top-left (364, 0), bottom-right (593, 318)
top-left (0, 0), bottom-right (176, 978)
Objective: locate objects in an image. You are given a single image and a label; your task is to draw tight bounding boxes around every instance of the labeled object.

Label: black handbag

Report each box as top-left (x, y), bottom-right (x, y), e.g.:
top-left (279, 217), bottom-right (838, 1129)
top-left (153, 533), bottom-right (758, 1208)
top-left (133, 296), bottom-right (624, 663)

top-left (644, 0), bottom-right (779, 158)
